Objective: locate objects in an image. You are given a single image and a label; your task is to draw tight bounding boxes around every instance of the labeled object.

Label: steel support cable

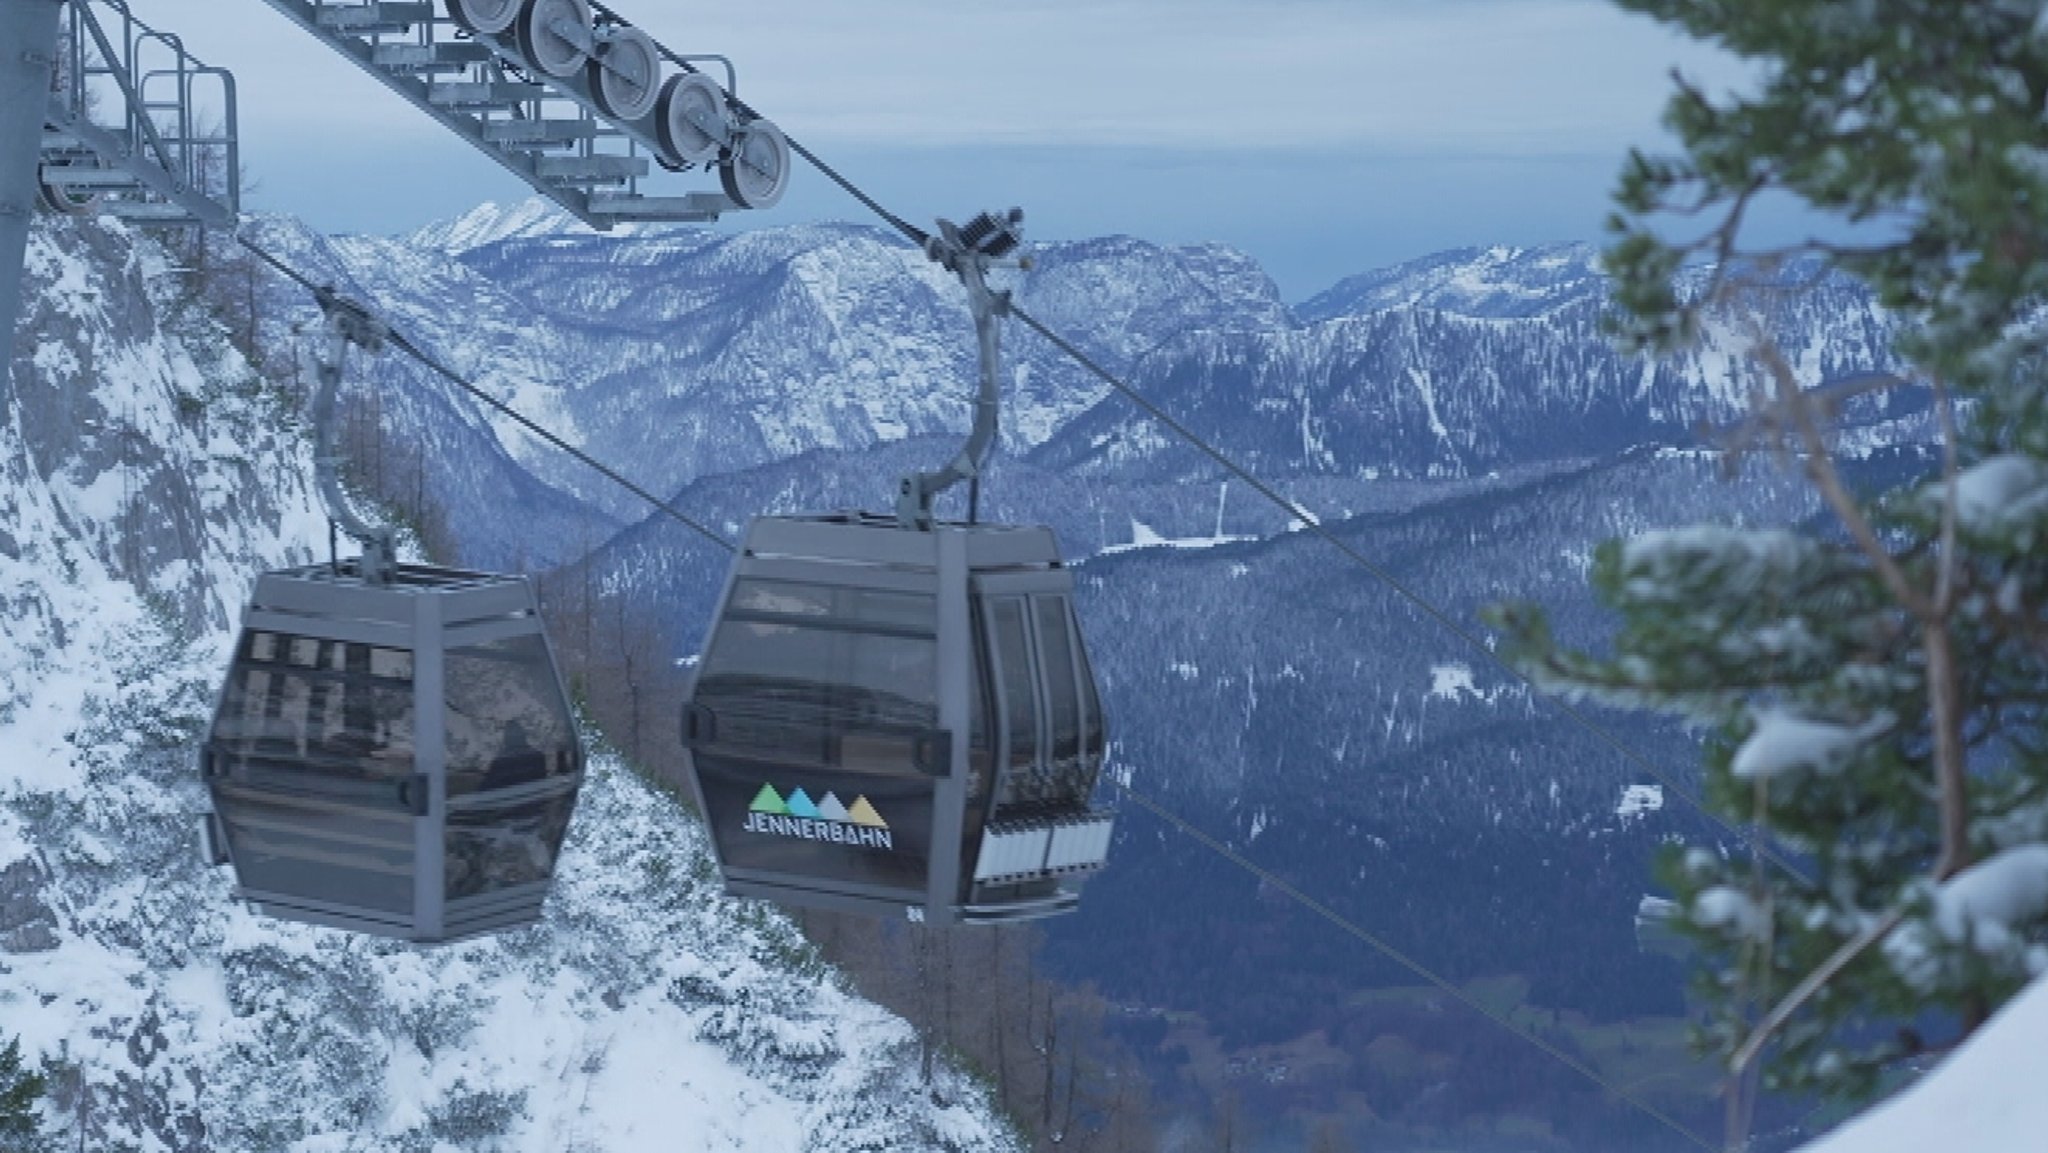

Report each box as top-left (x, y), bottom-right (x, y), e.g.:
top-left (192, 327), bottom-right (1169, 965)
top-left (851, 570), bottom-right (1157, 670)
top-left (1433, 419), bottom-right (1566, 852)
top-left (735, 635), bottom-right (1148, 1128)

top-left (733, 106), bottom-right (931, 249)
top-left (237, 229), bottom-right (1720, 1152)
top-left (235, 233), bottom-right (734, 553)
top-left (1114, 781), bottom-right (1719, 1152)
top-left (1008, 303), bottom-right (1813, 887)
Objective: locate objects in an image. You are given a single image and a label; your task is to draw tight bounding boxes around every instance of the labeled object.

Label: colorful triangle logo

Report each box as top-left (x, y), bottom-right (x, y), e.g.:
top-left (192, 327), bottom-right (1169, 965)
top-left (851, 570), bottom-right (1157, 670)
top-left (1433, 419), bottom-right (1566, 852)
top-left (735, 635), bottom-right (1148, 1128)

top-left (817, 792), bottom-right (849, 823)
top-left (748, 783), bottom-right (789, 815)
top-left (786, 788), bottom-right (822, 820)
top-left (847, 796), bottom-right (888, 829)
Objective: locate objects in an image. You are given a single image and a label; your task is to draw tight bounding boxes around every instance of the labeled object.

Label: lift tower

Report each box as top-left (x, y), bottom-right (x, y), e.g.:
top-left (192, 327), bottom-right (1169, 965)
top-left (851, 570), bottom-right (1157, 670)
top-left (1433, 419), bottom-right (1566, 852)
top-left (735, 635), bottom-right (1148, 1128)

top-left (249, 0), bottom-right (790, 229)
top-left (5, 0), bottom-right (791, 403)
top-left (2, 0), bottom-right (241, 400)
top-left (1, 0), bottom-right (66, 403)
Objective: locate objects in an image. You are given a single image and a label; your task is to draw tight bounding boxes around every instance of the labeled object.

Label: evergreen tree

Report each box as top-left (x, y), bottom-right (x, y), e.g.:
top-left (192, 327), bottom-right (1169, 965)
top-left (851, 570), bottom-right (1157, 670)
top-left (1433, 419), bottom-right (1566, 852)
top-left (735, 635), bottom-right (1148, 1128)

top-left (1493, 0), bottom-right (2048, 1110)
top-left (0, 1035), bottom-right (49, 1151)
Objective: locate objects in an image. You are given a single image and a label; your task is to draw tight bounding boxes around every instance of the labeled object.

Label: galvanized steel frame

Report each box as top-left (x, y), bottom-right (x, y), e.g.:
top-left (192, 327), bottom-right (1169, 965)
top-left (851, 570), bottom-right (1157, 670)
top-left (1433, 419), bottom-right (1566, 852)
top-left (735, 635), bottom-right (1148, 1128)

top-left (250, 0), bottom-right (743, 228)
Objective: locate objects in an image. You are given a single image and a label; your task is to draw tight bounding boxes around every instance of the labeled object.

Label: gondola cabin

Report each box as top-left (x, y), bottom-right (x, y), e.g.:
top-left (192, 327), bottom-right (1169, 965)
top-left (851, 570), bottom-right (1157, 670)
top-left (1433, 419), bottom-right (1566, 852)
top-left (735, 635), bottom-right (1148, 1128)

top-left (199, 560), bottom-right (584, 943)
top-left (682, 513), bottom-right (1114, 924)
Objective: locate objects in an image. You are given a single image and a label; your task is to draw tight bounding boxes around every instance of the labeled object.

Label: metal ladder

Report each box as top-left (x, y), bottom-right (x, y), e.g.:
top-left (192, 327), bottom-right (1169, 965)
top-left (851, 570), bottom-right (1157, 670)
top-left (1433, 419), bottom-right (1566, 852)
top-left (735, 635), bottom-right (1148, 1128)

top-left (38, 0), bottom-right (241, 228)
top-left (251, 0), bottom-right (789, 228)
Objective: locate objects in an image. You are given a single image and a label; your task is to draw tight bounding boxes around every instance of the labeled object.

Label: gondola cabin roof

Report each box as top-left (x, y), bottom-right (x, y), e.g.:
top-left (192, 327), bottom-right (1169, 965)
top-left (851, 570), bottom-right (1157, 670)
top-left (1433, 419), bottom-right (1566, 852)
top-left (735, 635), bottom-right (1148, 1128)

top-left (737, 511), bottom-right (1067, 571)
top-left (240, 560), bottom-right (548, 639)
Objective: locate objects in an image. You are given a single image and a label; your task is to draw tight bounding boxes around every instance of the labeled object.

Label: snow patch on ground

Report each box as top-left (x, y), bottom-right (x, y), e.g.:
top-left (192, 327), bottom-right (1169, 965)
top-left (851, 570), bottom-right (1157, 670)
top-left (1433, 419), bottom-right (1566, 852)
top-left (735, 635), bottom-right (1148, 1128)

top-left (1097, 518), bottom-right (1255, 556)
top-left (1615, 784), bottom-right (1664, 821)
top-left (1429, 662), bottom-right (1477, 701)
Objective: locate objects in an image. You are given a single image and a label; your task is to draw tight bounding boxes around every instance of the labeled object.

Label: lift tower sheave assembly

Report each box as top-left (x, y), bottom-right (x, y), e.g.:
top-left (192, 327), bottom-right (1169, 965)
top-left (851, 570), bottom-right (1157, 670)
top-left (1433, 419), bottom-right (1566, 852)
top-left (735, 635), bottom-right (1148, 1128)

top-left (251, 0), bottom-right (792, 228)
top-left (3, 0), bottom-right (242, 399)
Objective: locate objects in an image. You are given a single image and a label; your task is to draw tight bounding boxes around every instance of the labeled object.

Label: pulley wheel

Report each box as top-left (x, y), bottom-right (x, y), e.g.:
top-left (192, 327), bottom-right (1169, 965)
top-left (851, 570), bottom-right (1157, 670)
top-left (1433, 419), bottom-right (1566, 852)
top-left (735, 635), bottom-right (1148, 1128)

top-left (36, 164), bottom-right (99, 216)
top-left (655, 72), bottom-right (727, 167)
top-left (720, 118), bottom-right (792, 210)
top-left (591, 25), bottom-right (662, 121)
top-left (515, 0), bottom-right (592, 79)
top-left (448, 0), bottom-right (520, 34)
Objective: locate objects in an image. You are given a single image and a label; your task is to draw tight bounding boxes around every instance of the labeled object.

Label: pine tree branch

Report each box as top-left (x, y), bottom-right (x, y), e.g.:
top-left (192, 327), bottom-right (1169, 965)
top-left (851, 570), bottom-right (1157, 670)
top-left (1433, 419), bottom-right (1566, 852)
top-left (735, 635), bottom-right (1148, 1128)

top-left (1932, 377), bottom-right (1962, 618)
top-left (1729, 906), bottom-right (1908, 1078)
top-left (1925, 376), bottom-right (1972, 881)
top-left (1746, 327), bottom-right (1929, 618)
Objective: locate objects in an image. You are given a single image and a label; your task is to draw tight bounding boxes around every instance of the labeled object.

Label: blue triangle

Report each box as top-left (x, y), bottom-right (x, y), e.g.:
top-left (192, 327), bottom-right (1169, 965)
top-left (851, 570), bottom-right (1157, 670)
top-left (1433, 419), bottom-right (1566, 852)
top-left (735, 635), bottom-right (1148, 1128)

top-left (786, 788), bottom-right (822, 819)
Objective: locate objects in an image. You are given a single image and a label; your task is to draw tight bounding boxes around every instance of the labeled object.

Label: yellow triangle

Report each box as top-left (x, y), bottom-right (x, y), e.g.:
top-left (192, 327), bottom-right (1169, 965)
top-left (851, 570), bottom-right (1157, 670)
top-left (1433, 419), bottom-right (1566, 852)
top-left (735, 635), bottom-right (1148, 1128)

top-left (847, 796), bottom-right (888, 829)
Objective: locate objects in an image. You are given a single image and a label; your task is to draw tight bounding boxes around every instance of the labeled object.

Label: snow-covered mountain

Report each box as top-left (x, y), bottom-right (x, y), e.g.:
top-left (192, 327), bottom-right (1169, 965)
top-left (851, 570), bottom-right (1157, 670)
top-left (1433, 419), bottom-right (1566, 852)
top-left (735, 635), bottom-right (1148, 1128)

top-left (0, 216), bottom-right (1019, 1151)
top-left (248, 202), bottom-right (1918, 578)
top-left (1039, 246), bottom-right (1910, 482)
top-left (369, 211), bottom-right (1923, 1149)
top-left (242, 201), bottom-right (1289, 554)
top-left (74, 197), bottom-right (1953, 1148)
top-left (405, 199), bottom-right (654, 255)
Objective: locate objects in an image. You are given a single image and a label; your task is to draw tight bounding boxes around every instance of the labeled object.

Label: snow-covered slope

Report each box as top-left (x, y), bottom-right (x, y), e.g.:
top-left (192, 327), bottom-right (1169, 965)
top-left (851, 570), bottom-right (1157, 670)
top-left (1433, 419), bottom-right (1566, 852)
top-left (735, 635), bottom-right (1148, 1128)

top-left (0, 217), bottom-right (1017, 1150)
top-left (1798, 974), bottom-right (2048, 1153)
top-left (1297, 242), bottom-right (1614, 321)
top-left (1040, 245), bottom-right (1913, 483)
top-left (247, 201), bottom-right (1290, 544)
top-left (286, 205), bottom-right (1921, 566)
top-left (404, 199), bottom-right (651, 255)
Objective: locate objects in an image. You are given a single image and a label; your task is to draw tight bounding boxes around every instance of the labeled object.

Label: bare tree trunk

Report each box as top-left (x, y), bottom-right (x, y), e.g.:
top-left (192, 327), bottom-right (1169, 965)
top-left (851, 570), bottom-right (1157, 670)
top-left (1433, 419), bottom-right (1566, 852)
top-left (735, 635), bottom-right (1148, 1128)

top-left (992, 927), bottom-right (1011, 1111)
top-left (1038, 980), bottom-right (1058, 1134)
top-left (1925, 622), bottom-right (1970, 880)
top-left (915, 927), bottom-right (936, 1085)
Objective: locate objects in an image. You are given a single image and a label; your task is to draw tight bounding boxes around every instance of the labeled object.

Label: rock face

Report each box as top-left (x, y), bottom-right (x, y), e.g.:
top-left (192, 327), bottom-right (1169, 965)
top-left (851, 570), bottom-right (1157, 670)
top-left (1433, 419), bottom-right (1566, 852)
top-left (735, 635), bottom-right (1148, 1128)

top-left (0, 217), bottom-right (1019, 1152)
top-left (0, 855), bottom-right (57, 953)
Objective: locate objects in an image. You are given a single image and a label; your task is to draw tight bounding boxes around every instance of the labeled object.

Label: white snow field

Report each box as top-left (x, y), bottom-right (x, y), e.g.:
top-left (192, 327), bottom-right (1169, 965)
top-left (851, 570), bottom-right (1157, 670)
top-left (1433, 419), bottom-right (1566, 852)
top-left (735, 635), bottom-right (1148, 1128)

top-left (1800, 973), bottom-right (2048, 1153)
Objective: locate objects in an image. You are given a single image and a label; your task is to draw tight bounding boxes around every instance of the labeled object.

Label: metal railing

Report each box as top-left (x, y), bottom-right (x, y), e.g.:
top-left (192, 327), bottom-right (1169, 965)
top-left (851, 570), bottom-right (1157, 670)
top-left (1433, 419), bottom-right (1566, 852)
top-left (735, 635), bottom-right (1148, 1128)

top-left (44, 0), bottom-right (239, 225)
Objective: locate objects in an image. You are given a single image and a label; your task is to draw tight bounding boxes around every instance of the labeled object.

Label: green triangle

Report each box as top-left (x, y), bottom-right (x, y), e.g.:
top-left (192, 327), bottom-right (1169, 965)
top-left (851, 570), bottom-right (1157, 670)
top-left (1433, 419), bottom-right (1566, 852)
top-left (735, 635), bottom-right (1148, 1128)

top-left (748, 783), bottom-right (789, 815)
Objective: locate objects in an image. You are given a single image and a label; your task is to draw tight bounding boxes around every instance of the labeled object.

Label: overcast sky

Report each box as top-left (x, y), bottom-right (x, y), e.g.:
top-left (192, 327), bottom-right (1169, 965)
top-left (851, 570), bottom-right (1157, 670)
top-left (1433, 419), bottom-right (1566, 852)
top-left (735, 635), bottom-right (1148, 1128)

top-left (133, 0), bottom-right (1741, 299)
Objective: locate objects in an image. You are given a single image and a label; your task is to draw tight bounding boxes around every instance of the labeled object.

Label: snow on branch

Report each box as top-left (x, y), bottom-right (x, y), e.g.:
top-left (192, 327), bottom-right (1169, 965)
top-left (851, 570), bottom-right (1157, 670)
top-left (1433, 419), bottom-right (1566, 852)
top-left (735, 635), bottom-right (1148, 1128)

top-left (1932, 845), bottom-right (2048, 953)
top-left (1620, 525), bottom-right (1814, 600)
top-left (1921, 454), bottom-right (2048, 532)
top-left (1693, 885), bottom-right (1769, 940)
top-left (1730, 708), bottom-right (1888, 782)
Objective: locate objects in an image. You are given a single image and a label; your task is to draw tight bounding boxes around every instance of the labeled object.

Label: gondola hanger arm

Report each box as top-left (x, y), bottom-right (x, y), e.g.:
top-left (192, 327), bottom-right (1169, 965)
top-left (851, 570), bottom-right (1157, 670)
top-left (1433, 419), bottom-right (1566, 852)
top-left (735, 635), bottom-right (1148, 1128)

top-left (308, 284), bottom-right (399, 583)
top-left (896, 208), bottom-right (1031, 530)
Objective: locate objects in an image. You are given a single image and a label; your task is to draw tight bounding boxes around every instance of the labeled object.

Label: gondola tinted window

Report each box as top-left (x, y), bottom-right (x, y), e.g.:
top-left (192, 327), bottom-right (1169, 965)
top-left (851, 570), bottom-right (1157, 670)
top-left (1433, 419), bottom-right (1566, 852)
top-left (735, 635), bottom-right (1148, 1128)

top-left (446, 789), bottom-right (578, 900)
top-left (1075, 612), bottom-right (1106, 782)
top-left (212, 630), bottom-right (415, 788)
top-left (217, 789), bottom-right (417, 915)
top-left (209, 631), bottom-right (420, 915)
top-left (695, 579), bottom-right (939, 774)
top-left (445, 634), bottom-right (577, 796)
top-left (1035, 596), bottom-right (1083, 782)
top-left (989, 598), bottom-right (1039, 802)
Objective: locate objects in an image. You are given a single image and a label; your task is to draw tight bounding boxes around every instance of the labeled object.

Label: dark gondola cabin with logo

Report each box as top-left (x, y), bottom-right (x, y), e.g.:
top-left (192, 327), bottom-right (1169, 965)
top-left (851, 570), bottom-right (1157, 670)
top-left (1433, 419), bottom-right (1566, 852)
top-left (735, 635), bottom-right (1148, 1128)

top-left (684, 514), bottom-right (1114, 924)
